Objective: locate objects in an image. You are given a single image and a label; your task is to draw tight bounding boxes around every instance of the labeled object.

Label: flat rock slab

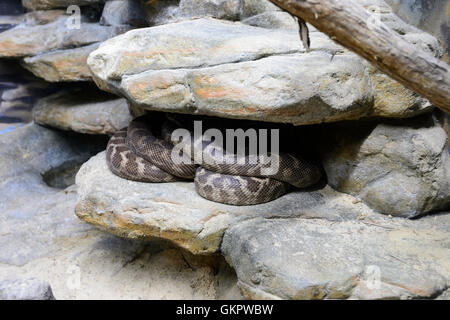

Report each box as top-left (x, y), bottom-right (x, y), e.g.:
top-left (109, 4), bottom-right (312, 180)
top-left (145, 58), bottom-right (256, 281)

top-left (0, 123), bottom-right (237, 299)
top-left (316, 115), bottom-right (450, 217)
top-left (0, 278), bottom-right (55, 300)
top-left (121, 52), bottom-right (373, 125)
top-left (22, 0), bottom-right (105, 10)
top-left (222, 213), bottom-right (450, 299)
top-left (22, 43), bottom-right (100, 82)
top-left (0, 18), bottom-right (129, 58)
top-left (33, 86), bottom-right (132, 135)
top-left (75, 151), bottom-right (376, 255)
top-left (87, 18), bottom-right (300, 87)
top-left (87, 16), bottom-right (439, 124)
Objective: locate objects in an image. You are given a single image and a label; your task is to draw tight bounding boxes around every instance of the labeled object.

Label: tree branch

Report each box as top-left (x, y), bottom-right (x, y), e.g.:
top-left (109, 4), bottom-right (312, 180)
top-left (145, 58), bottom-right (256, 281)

top-left (268, 0), bottom-right (450, 113)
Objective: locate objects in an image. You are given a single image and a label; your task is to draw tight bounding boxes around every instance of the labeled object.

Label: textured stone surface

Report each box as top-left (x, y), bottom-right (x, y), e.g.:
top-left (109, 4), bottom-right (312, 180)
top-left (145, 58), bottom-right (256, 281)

top-left (87, 19), bottom-right (374, 124)
top-left (121, 52), bottom-right (373, 125)
top-left (0, 278), bottom-right (55, 300)
top-left (87, 15), bottom-right (439, 124)
top-left (241, 11), bottom-right (298, 30)
top-left (0, 123), bottom-right (106, 266)
top-left (100, 0), bottom-right (147, 27)
top-left (22, 0), bottom-right (105, 10)
top-left (140, 0), bottom-right (242, 26)
top-left (0, 17), bottom-right (129, 58)
top-left (0, 61), bottom-right (59, 123)
top-left (22, 43), bottom-right (100, 82)
top-left (33, 86), bottom-right (132, 134)
top-left (222, 212), bottom-right (450, 299)
top-left (179, 0), bottom-right (241, 20)
top-left (316, 115), bottom-right (450, 217)
top-left (358, 0), bottom-right (441, 116)
top-left (386, 0), bottom-right (449, 60)
top-left (0, 123), bottom-right (240, 299)
top-left (76, 151), bottom-right (377, 254)
top-left (87, 18), bottom-right (300, 91)
top-left (240, 0), bottom-right (281, 18)
top-left (22, 10), bottom-right (67, 25)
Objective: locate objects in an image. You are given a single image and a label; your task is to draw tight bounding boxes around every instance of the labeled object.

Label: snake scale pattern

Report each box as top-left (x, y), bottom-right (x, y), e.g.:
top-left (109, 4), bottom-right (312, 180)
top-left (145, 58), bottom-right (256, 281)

top-left (106, 115), bottom-right (321, 205)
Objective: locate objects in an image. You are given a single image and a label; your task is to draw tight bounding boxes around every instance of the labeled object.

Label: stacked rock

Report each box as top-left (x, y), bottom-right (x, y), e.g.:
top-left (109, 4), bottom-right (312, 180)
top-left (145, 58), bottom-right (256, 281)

top-left (0, 0), bottom-right (448, 300)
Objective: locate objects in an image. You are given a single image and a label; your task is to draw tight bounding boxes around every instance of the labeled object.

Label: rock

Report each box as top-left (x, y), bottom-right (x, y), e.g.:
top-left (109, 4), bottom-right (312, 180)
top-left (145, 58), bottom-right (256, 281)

top-left (0, 10), bottom-right (67, 34)
top-left (138, 0), bottom-right (181, 26)
top-left (385, 0), bottom-right (450, 61)
top-left (88, 15), bottom-right (439, 124)
top-left (316, 115), bottom-right (450, 218)
top-left (0, 16), bottom-right (23, 32)
top-left (240, 0), bottom-right (282, 18)
top-left (0, 123), bottom-right (240, 299)
top-left (0, 123), bottom-right (106, 266)
top-left (22, 43), bottom-right (100, 82)
top-left (0, 61), bottom-right (59, 123)
top-left (33, 86), bottom-right (132, 134)
top-left (179, 0), bottom-right (241, 21)
top-left (140, 0), bottom-right (241, 26)
top-left (88, 18), bottom-right (373, 124)
top-left (222, 212), bottom-right (450, 299)
top-left (358, 0), bottom-right (440, 117)
top-left (22, 0), bottom-right (105, 10)
top-left (87, 18), bottom-right (300, 92)
top-left (76, 150), bottom-right (379, 254)
top-left (0, 17), bottom-right (129, 58)
top-left (0, 278), bottom-right (55, 300)
top-left (241, 11), bottom-right (298, 30)
top-left (121, 52), bottom-right (373, 125)
top-left (100, 0), bottom-right (147, 27)
top-left (22, 10), bottom-right (67, 25)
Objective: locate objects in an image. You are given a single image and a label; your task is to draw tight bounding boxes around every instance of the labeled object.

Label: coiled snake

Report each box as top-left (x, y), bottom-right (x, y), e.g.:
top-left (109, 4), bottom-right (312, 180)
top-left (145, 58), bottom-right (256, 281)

top-left (106, 115), bottom-right (321, 205)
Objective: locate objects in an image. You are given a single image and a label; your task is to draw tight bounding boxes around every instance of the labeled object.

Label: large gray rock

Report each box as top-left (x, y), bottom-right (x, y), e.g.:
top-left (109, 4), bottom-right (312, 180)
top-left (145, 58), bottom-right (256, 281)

top-left (0, 123), bottom-right (105, 266)
top-left (356, 0), bottom-right (440, 117)
top-left (139, 0), bottom-right (297, 30)
top-left (241, 11), bottom-right (298, 30)
top-left (22, 10), bottom-right (67, 25)
top-left (0, 17), bottom-right (129, 58)
top-left (140, 0), bottom-right (242, 26)
top-left (0, 123), bottom-right (239, 299)
top-left (222, 213), bottom-right (450, 299)
top-left (76, 150), bottom-right (378, 254)
top-left (33, 86), bottom-right (132, 134)
top-left (0, 61), bottom-right (59, 124)
top-left (88, 19), bottom-right (375, 124)
top-left (179, 0), bottom-right (241, 21)
top-left (240, 0), bottom-right (282, 18)
top-left (121, 52), bottom-right (373, 124)
top-left (0, 278), bottom-right (55, 300)
top-left (22, 0), bottom-right (105, 10)
top-left (87, 15), bottom-right (439, 124)
top-left (22, 43), bottom-right (100, 82)
top-left (316, 115), bottom-right (450, 217)
top-left (87, 18), bottom-right (300, 90)
top-left (100, 0), bottom-right (147, 27)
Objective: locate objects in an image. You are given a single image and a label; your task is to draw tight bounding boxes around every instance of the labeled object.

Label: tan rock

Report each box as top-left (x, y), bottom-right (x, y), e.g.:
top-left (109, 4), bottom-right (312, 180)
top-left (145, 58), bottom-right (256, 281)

top-left (75, 151), bottom-right (374, 254)
top-left (316, 114), bottom-right (450, 217)
top-left (33, 87), bottom-right (132, 134)
top-left (22, 43), bottom-right (100, 82)
top-left (223, 213), bottom-right (450, 299)
top-left (87, 16), bottom-right (440, 124)
top-left (0, 18), bottom-right (129, 58)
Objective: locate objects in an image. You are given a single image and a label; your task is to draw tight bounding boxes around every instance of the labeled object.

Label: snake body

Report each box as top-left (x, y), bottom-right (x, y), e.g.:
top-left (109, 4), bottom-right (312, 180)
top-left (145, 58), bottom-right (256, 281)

top-left (106, 116), bottom-right (321, 205)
